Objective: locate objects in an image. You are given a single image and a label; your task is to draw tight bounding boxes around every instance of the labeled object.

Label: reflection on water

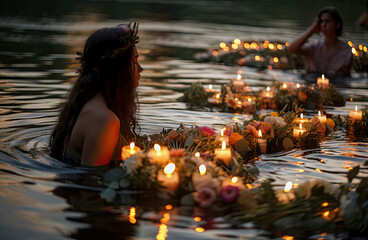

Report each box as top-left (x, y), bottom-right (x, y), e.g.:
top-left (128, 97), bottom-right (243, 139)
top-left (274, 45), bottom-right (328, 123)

top-left (0, 0), bottom-right (368, 239)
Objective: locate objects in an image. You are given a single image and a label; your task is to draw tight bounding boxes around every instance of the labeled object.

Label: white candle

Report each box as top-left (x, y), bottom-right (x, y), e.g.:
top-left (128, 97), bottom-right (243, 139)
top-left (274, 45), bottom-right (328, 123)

top-left (221, 176), bottom-right (245, 189)
top-left (256, 129), bottom-right (267, 153)
top-left (205, 84), bottom-right (215, 93)
top-left (121, 142), bottom-right (141, 161)
top-left (214, 141), bottom-right (232, 166)
top-left (294, 113), bottom-right (309, 126)
top-left (216, 128), bottom-right (229, 145)
top-left (293, 123), bottom-right (306, 138)
top-left (317, 74), bottom-right (329, 89)
top-left (317, 111), bottom-right (327, 124)
top-left (192, 164), bottom-right (212, 187)
top-left (157, 163), bottom-right (179, 196)
top-left (262, 87), bottom-right (274, 98)
top-left (148, 144), bottom-right (170, 165)
top-left (349, 105), bottom-right (363, 121)
top-left (232, 73), bottom-right (245, 92)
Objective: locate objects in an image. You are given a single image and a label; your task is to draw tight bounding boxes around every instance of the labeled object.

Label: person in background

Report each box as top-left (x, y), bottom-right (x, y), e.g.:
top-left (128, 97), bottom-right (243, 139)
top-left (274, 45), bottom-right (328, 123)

top-left (50, 22), bottom-right (143, 166)
top-left (288, 6), bottom-right (353, 79)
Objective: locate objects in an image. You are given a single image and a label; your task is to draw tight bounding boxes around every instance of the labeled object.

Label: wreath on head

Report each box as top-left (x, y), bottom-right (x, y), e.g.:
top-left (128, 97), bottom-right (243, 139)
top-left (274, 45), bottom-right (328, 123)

top-left (76, 21), bottom-right (139, 69)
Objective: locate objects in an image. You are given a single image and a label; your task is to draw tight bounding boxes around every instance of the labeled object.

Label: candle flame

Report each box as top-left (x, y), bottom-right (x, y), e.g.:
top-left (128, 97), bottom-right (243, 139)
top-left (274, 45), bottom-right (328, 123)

top-left (231, 176), bottom-right (238, 183)
top-left (195, 152), bottom-right (200, 157)
top-left (296, 83), bottom-right (300, 88)
top-left (322, 74), bottom-right (325, 80)
top-left (322, 202), bottom-right (329, 207)
top-left (221, 128), bottom-right (225, 136)
top-left (299, 123), bottom-right (302, 129)
top-left (301, 113), bottom-right (303, 118)
top-left (273, 57), bottom-right (279, 63)
top-left (216, 93), bottom-right (220, 99)
top-left (283, 83), bottom-right (287, 88)
top-left (195, 227), bottom-right (205, 233)
top-left (164, 163), bottom-right (175, 175)
top-left (154, 144), bottom-right (161, 152)
top-left (255, 55), bottom-right (261, 61)
top-left (194, 217), bottom-right (201, 222)
top-left (221, 140), bottom-right (226, 150)
top-left (318, 111), bottom-right (321, 117)
top-left (130, 142), bottom-right (135, 150)
top-left (267, 87), bottom-right (270, 92)
top-left (209, 84), bottom-right (213, 90)
top-left (355, 105), bottom-right (358, 111)
top-left (234, 38), bottom-right (241, 45)
top-left (219, 42), bottom-right (226, 48)
top-left (199, 164), bottom-right (206, 175)
top-left (248, 98), bottom-right (251, 102)
top-left (258, 129), bottom-right (262, 138)
top-left (284, 181), bottom-right (293, 192)
top-left (236, 74), bottom-right (241, 80)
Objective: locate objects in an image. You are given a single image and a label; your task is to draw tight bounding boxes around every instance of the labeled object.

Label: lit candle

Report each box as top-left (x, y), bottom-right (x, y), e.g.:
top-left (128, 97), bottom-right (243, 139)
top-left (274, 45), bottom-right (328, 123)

top-left (349, 106), bottom-right (363, 121)
top-left (262, 87), bottom-right (274, 98)
top-left (293, 123), bottom-right (306, 138)
top-left (192, 163), bottom-right (212, 186)
top-left (294, 113), bottom-right (309, 126)
top-left (221, 176), bottom-right (245, 189)
top-left (216, 128), bottom-right (229, 145)
top-left (276, 181), bottom-right (294, 203)
top-left (208, 93), bottom-right (220, 104)
top-left (121, 142), bottom-right (141, 161)
top-left (205, 84), bottom-right (215, 93)
top-left (214, 141), bottom-right (232, 166)
top-left (232, 73), bottom-right (245, 92)
top-left (317, 74), bottom-right (329, 89)
top-left (256, 130), bottom-right (267, 153)
top-left (157, 163), bottom-right (180, 196)
top-left (281, 83), bottom-right (287, 90)
top-left (148, 144), bottom-right (170, 165)
top-left (317, 111), bottom-right (327, 124)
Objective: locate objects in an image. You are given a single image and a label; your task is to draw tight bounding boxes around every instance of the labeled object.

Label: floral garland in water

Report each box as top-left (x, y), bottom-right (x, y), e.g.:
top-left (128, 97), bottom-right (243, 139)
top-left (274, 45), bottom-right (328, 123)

top-left (99, 108), bottom-right (368, 236)
top-left (195, 39), bottom-right (368, 74)
top-left (180, 79), bottom-right (345, 113)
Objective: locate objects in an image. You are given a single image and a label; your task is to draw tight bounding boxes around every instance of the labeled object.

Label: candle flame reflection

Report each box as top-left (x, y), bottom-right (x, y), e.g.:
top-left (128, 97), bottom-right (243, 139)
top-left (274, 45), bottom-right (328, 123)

top-left (129, 207), bottom-right (137, 224)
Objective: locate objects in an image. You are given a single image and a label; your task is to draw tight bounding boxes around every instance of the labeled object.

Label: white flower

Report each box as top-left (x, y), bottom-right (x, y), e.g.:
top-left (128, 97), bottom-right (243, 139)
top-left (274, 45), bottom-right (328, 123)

top-left (264, 116), bottom-right (286, 129)
top-left (123, 151), bottom-right (144, 175)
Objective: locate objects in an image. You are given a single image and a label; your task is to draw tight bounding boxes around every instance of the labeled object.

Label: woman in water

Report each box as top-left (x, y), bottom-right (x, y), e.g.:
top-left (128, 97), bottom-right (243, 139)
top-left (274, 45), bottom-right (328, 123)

top-left (288, 7), bottom-right (353, 78)
top-left (50, 22), bottom-right (143, 166)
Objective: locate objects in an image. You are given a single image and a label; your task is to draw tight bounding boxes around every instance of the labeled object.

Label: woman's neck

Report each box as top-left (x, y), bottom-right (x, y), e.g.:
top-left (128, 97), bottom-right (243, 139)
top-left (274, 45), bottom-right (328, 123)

top-left (324, 35), bottom-right (338, 46)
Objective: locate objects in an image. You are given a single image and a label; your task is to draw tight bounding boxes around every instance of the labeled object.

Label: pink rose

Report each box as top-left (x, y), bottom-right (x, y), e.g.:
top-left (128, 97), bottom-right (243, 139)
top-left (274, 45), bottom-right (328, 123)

top-left (220, 185), bottom-right (240, 203)
top-left (199, 126), bottom-right (215, 137)
top-left (193, 187), bottom-right (217, 208)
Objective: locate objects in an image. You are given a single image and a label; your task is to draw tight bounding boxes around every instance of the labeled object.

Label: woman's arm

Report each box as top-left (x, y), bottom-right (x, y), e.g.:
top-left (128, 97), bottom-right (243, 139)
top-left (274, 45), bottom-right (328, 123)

top-left (288, 18), bottom-right (320, 54)
top-left (81, 112), bottom-right (120, 166)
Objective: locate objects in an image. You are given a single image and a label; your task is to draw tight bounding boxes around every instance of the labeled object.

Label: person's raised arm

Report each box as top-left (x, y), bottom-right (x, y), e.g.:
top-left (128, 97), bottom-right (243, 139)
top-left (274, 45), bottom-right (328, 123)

top-left (81, 112), bottom-right (120, 166)
top-left (288, 18), bottom-right (320, 54)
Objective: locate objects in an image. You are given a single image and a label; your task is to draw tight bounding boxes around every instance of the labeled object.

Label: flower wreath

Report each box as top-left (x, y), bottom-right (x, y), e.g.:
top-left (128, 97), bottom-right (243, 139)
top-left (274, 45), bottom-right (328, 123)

top-left (76, 21), bottom-right (139, 68)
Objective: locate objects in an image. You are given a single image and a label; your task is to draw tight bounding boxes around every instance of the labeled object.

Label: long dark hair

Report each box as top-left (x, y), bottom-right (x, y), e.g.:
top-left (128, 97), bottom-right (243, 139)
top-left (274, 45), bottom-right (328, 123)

top-left (50, 23), bottom-right (140, 160)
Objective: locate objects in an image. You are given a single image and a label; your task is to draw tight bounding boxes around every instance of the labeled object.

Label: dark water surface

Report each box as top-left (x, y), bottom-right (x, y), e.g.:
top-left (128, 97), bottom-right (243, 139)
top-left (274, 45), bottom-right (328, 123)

top-left (1, 0), bottom-right (368, 239)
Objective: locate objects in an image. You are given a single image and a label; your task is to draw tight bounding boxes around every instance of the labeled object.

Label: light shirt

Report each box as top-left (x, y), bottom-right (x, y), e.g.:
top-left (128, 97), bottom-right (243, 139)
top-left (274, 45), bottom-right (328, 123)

top-left (301, 40), bottom-right (353, 77)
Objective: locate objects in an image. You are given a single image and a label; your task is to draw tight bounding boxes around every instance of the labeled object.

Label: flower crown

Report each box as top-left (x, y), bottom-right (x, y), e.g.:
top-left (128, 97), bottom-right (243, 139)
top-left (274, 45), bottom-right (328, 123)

top-left (76, 21), bottom-right (139, 65)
